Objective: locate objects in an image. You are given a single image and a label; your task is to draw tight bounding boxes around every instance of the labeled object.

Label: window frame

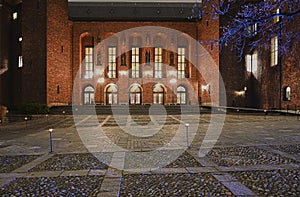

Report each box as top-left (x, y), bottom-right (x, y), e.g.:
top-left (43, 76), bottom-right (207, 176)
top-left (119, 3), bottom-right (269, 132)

top-left (108, 46), bottom-right (117, 78)
top-left (83, 46), bottom-right (94, 79)
top-left (177, 47), bottom-right (186, 79)
top-left (271, 36), bottom-right (278, 67)
top-left (131, 47), bottom-right (140, 78)
top-left (154, 47), bottom-right (163, 78)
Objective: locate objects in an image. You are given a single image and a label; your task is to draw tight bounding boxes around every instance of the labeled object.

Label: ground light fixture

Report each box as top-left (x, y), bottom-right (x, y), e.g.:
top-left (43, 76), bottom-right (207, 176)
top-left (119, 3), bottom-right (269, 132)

top-left (185, 123), bottom-right (190, 148)
top-left (24, 117), bottom-right (28, 128)
top-left (49, 129), bottom-right (53, 153)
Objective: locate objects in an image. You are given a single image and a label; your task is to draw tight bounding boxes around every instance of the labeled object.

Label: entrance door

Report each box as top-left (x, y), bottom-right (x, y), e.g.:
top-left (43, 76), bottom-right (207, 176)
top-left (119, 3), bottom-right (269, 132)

top-left (129, 84), bottom-right (142, 105)
top-left (153, 84), bottom-right (164, 104)
top-left (106, 84), bottom-right (118, 105)
top-left (83, 86), bottom-right (95, 105)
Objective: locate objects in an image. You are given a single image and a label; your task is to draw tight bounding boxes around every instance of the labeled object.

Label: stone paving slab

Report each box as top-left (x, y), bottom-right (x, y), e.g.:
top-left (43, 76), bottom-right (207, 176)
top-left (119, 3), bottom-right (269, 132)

top-left (60, 170), bottom-right (89, 177)
top-left (25, 170), bottom-right (63, 178)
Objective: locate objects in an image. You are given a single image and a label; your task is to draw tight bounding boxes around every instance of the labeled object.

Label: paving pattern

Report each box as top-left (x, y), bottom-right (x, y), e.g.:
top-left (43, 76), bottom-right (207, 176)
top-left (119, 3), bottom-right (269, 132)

top-left (0, 113), bottom-right (299, 196)
top-left (0, 155), bottom-right (40, 173)
top-left (0, 176), bottom-right (104, 196)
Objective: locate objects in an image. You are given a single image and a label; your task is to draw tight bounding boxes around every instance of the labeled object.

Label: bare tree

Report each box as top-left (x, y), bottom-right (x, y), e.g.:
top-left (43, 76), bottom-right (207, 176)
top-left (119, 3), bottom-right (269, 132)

top-left (197, 0), bottom-right (300, 56)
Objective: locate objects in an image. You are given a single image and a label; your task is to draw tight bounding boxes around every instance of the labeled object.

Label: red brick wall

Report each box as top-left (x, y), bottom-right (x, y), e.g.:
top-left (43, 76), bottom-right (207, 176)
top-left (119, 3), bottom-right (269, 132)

top-left (197, 0), bottom-right (220, 106)
top-left (71, 21), bottom-right (218, 105)
top-left (22, 0), bottom-right (47, 104)
top-left (46, 0), bottom-right (72, 106)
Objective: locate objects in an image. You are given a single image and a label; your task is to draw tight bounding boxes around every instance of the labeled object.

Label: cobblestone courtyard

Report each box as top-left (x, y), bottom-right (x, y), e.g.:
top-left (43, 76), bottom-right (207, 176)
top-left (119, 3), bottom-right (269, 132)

top-left (0, 113), bottom-right (299, 196)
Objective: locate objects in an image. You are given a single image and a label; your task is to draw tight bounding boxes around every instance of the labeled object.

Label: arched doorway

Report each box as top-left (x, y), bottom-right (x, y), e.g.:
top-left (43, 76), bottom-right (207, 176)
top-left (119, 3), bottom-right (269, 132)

top-left (129, 84), bottom-right (142, 105)
top-left (106, 84), bottom-right (118, 105)
top-left (83, 85), bottom-right (95, 105)
top-left (177, 86), bottom-right (187, 104)
top-left (153, 84), bottom-right (164, 104)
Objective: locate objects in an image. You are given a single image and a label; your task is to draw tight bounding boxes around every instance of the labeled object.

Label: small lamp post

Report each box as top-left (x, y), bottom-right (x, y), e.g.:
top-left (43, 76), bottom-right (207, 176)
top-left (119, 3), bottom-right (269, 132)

top-left (264, 109), bottom-right (267, 119)
top-left (49, 129), bottom-right (53, 153)
top-left (297, 110), bottom-right (300, 121)
top-left (170, 79), bottom-right (177, 105)
top-left (185, 123), bottom-right (190, 148)
top-left (0, 119), bottom-right (2, 131)
top-left (24, 117), bottom-right (28, 128)
top-left (237, 109), bottom-right (240, 118)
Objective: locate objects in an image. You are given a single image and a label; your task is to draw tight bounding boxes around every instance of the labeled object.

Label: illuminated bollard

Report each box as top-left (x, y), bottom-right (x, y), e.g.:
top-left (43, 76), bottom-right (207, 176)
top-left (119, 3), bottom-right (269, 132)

top-left (264, 109), bottom-right (267, 119)
top-left (24, 117), bottom-right (28, 129)
top-left (185, 123), bottom-right (190, 149)
top-left (49, 129), bottom-right (53, 153)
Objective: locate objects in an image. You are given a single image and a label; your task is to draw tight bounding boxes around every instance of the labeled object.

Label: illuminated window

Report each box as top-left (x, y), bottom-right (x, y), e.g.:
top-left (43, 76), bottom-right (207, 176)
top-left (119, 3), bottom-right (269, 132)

top-left (283, 87), bottom-right (291, 101)
top-left (274, 8), bottom-right (280, 23)
top-left (83, 47), bottom-right (94, 79)
top-left (13, 12), bottom-right (18, 20)
top-left (247, 23), bottom-right (257, 36)
top-left (131, 47), bottom-right (140, 78)
top-left (83, 85), bottom-right (95, 105)
top-left (18, 37), bottom-right (22, 42)
top-left (153, 84), bottom-right (164, 104)
top-left (154, 47), bottom-right (163, 78)
top-left (18, 56), bottom-right (23, 68)
top-left (177, 86), bottom-right (187, 104)
top-left (245, 50), bottom-right (257, 73)
top-left (108, 47), bottom-right (117, 78)
top-left (271, 36), bottom-right (278, 67)
top-left (129, 84), bottom-right (142, 105)
top-left (178, 47), bottom-right (186, 79)
top-left (106, 84), bottom-right (118, 105)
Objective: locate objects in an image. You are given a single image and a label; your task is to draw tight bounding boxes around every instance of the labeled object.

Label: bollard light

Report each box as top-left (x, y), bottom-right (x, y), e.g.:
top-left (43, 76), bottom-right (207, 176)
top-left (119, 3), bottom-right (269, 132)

top-left (24, 117), bottom-right (28, 128)
top-left (264, 109), bottom-right (267, 119)
top-left (49, 129), bottom-right (53, 153)
top-left (297, 110), bottom-right (300, 121)
top-left (185, 123), bottom-right (190, 148)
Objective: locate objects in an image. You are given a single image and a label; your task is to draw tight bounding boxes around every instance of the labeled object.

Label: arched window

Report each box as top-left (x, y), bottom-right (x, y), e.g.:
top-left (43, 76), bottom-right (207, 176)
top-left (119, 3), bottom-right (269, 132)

top-left (83, 85), bottom-right (95, 105)
top-left (153, 84), bottom-right (164, 104)
top-left (283, 86), bottom-right (291, 101)
top-left (129, 84), bottom-right (142, 105)
top-left (106, 84), bottom-right (118, 105)
top-left (177, 86), bottom-right (187, 104)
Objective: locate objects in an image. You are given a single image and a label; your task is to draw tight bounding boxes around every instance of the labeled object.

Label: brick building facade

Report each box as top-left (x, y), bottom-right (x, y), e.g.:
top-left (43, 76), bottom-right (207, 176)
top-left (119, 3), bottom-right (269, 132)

top-left (0, 0), bottom-right (299, 110)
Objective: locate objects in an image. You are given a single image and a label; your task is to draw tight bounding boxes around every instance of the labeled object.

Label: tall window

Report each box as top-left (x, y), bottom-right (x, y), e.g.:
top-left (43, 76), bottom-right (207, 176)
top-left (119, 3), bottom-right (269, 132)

top-left (18, 56), bottom-right (23, 68)
top-left (178, 47), bottom-right (186, 79)
top-left (177, 86), bottom-right (187, 104)
top-left (245, 50), bottom-right (257, 73)
top-left (131, 47), bottom-right (140, 78)
top-left (83, 85), bottom-right (95, 105)
top-left (271, 36), bottom-right (278, 67)
top-left (153, 84), bottom-right (164, 104)
top-left (154, 47), bottom-right (163, 78)
top-left (129, 84), bottom-right (142, 105)
top-left (108, 47), bottom-right (117, 78)
top-left (106, 84), bottom-right (118, 105)
top-left (84, 47), bottom-right (94, 79)
top-left (274, 8), bottom-right (280, 23)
